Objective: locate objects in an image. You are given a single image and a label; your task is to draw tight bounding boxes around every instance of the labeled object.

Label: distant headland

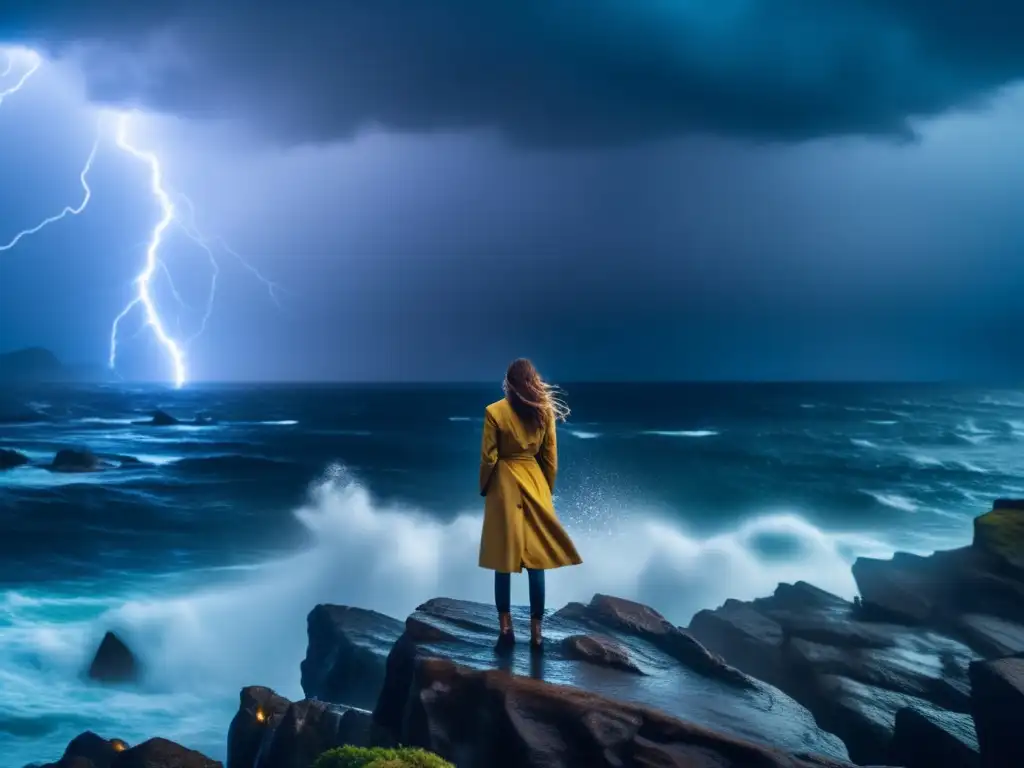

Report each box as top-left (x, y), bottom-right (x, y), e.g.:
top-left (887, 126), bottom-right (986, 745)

top-left (0, 347), bottom-right (109, 384)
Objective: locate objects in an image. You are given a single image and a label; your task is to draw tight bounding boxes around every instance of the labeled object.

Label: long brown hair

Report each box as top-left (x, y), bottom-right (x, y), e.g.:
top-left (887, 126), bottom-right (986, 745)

top-left (502, 358), bottom-right (570, 429)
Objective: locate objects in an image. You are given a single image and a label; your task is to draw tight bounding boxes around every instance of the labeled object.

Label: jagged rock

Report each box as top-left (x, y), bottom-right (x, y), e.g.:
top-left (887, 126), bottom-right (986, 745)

top-left (368, 595), bottom-right (849, 761)
top-left (149, 410), bottom-right (179, 426)
top-left (227, 685), bottom-right (380, 768)
top-left (87, 632), bottom-right (139, 684)
top-left (952, 613), bottom-right (1024, 658)
top-left (227, 686), bottom-right (291, 768)
top-left (559, 634), bottom-right (643, 674)
top-left (300, 605), bottom-right (405, 709)
top-left (377, 656), bottom-right (856, 768)
top-left (554, 593), bottom-right (754, 687)
top-left (969, 655), bottom-right (1024, 768)
top-left (888, 707), bottom-right (979, 768)
top-left (115, 738), bottom-right (220, 768)
top-left (852, 502), bottom-right (1024, 628)
top-left (0, 448), bottom-right (30, 469)
top-left (37, 734), bottom-right (213, 768)
top-left (688, 581), bottom-right (977, 764)
top-left (51, 448), bottom-right (107, 473)
top-left (38, 731), bottom-right (125, 768)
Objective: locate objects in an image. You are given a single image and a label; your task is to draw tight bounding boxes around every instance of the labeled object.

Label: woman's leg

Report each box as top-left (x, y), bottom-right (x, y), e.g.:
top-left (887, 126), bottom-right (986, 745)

top-left (494, 571), bottom-right (514, 645)
top-left (526, 568), bottom-right (546, 619)
top-left (494, 571), bottom-right (512, 614)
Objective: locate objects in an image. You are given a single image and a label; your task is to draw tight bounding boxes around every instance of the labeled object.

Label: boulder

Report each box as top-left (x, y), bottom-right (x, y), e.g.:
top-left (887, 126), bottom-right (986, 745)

top-left (115, 738), bottom-right (220, 768)
top-left (227, 686), bottom-right (291, 768)
top-left (300, 605), bottom-right (405, 709)
top-left (378, 656), bottom-right (857, 768)
top-left (888, 707), bottom-right (979, 768)
top-left (969, 655), bottom-right (1024, 768)
top-left (369, 595), bottom-right (849, 761)
top-left (559, 634), bottom-right (643, 674)
top-left (37, 734), bottom-right (215, 768)
top-left (227, 685), bottom-right (379, 768)
top-left (51, 448), bottom-right (107, 473)
top-left (39, 731), bottom-right (126, 768)
top-left (0, 448), bottom-right (30, 469)
top-left (87, 632), bottom-right (139, 684)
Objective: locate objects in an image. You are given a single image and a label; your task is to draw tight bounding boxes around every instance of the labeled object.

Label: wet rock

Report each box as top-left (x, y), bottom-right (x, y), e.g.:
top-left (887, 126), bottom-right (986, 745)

top-left (380, 656), bottom-right (856, 768)
top-left (0, 448), bottom-right (30, 469)
top-left (889, 707), bottom-right (979, 768)
top-left (688, 582), bottom-right (977, 764)
top-left (40, 731), bottom-right (125, 768)
top-left (370, 595), bottom-right (849, 761)
top-left (87, 632), bottom-right (139, 684)
top-left (254, 700), bottom-right (358, 768)
top-left (51, 448), bottom-right (107, 473)
top-left (554, 593), bottom-right (754, 688)
top-left (852, 502), bottom-right (1024, 628)
top-left (952, 613), bottom-right (1024, 658)
top-left (37, 734), bottom-right (214, 768)
top-left (300, 604), bottom-right (405, 709)
top-left (227, 686), bottom-right (291, 768)
top-left (115, 738), bottom-right (220, 768)
top-left (228, 685), bottom-right (381, 768)
top-left (969, 655), bottom-right (1024, 768)
top-left (559, 634), bottom-right (643, 674)
top-left (149, 410), bottom-right (179, 426)
top-left (194, 412), bottom-right (217, 425)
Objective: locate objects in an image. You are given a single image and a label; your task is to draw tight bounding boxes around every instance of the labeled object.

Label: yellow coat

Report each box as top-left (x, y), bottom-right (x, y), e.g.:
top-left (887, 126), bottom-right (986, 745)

top-left (478, 398), bottom-right (583, 573)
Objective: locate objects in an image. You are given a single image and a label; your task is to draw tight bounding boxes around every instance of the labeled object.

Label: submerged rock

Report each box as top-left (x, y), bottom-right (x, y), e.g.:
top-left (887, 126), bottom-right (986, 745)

top-left (50, 448), bottom-right (107, 473)
top-left (149, 409), bottom-right (180, 426)
top-left (87, 632), bottom-right (139, 684)
top-left (363, 594), bottom-right (849, 761)
top-left (300, 604), bottom-right (405, 709)
top-left (377, 656), bottom-right (856, 768)
top-left (0, 448), bottom-right (30, 469)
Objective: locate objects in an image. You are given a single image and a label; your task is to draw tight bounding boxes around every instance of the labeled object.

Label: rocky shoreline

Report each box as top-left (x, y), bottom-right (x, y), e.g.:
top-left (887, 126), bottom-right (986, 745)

top-left (34, 500), bottom-right (1024, 768)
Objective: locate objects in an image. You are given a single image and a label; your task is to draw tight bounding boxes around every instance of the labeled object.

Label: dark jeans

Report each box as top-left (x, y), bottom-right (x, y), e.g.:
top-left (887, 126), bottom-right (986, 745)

top-left (494, 568), bottom-right (545, 620)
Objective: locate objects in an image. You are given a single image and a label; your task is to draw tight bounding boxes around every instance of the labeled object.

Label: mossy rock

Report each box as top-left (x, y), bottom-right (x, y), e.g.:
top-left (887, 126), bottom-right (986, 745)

top-left (313, 745), bottom-right (454, 768)
top-left (975, 504), bottom-right (1024, 571)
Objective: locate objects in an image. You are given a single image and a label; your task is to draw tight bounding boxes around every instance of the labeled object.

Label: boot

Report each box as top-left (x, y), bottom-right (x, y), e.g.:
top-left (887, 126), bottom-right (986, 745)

top-left (530, 617), bottom-right (544, 651)
top-left (496, 612), bottom-right (515, 649)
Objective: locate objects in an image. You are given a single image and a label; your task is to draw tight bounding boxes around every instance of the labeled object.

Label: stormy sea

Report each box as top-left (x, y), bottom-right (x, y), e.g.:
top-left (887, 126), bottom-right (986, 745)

top-left (1, 382), bottom-right (1022, 766)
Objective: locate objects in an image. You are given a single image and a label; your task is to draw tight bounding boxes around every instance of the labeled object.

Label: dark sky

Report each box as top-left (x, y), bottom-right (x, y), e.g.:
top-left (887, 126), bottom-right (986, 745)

top-left (1, 1), bottom-right (1023, 382)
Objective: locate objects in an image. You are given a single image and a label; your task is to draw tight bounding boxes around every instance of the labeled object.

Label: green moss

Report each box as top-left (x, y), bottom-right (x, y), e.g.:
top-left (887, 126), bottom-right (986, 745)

top-left (313, 745), bottom-right (454, 768)
top-left (975, 506), bottom-right (1024, 569)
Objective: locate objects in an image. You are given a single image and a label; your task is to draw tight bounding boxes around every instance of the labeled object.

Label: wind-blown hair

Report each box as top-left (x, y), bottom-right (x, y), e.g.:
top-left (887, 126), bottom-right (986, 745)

top-left (502, 358), bottom-right (569, 429)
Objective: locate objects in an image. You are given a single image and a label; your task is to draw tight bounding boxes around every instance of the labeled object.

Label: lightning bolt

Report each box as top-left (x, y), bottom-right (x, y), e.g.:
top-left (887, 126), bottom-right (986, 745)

top-left (0, 47), bottom-right (284, 388)
top-left (0, 49), bottom-right (39, 108)
top-left (0, 133), bottom-right (100, 252)
top-left (108, 113), bottom-right (187, 388)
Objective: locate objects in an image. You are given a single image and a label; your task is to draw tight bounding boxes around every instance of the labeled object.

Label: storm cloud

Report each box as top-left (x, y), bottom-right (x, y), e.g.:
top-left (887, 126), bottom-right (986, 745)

top-left (3, 0), bottom-right (1024, 146)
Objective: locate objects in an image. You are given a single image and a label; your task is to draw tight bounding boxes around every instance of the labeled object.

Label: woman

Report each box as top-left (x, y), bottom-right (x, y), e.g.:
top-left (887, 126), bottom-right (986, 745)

top-left (478, 358), bottom-right (582, 650)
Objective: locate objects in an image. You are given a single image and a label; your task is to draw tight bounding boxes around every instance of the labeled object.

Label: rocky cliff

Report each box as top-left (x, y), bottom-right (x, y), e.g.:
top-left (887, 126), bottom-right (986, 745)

top-left (38, 500), bottom-right (1024, 768)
